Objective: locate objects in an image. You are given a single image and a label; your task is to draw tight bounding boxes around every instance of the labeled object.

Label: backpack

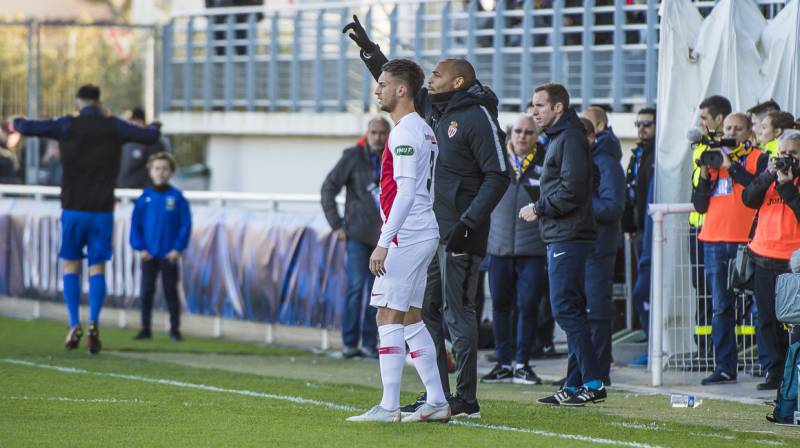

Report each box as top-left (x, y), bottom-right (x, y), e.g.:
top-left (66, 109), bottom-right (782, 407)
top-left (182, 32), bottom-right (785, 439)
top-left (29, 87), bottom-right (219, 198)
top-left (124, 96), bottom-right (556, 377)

top-left (767, 340), bottom-right (800, 424)
top-left (776, 274), bottom-right (800, 324)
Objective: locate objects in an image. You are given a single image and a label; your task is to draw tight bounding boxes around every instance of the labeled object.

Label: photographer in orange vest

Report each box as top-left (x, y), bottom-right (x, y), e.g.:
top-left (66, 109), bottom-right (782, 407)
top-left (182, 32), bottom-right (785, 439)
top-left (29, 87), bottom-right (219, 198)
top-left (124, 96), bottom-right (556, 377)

top-left (743, 128), bottom-right (800, 391)
top-left (692, 112), bottom-right (767, 386)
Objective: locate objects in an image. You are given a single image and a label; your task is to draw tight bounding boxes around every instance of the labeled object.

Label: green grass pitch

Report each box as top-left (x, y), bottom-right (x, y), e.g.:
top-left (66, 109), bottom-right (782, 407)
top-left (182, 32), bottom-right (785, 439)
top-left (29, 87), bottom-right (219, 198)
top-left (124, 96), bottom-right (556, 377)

top-left (0, 316), bottom-right (797, 447)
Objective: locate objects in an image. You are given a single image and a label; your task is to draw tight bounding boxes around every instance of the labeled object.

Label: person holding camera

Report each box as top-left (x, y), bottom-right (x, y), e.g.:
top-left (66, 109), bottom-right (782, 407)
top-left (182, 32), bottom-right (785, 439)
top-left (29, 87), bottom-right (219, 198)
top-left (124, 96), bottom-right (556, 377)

top-left (692, 112), bottom-right (768, 385)
top-left (743, 128), bottom-right (800, 391)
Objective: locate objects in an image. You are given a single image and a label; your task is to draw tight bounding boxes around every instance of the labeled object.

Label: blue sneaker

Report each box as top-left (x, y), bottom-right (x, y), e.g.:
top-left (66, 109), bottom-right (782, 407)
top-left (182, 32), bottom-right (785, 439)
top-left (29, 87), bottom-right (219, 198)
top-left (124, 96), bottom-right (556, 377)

top-left (628, 354), bottom-right (648, 368)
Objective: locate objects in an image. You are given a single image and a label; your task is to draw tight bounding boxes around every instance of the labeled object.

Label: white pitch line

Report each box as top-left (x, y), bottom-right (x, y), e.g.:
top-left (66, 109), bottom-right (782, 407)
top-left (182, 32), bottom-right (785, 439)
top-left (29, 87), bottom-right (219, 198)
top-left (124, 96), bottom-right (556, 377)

top-left (1, 395), bottom-right (149, 404)
top-left (4, 358), bottom-right (663, 448)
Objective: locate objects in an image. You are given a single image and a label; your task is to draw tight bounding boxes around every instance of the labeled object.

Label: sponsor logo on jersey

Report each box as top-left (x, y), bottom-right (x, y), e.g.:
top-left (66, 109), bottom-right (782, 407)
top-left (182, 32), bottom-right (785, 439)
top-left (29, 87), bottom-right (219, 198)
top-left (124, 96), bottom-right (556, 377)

top-left (395, 145), bottom-right (415, 156)
top-left (448, 120), bottom-right (458, 139)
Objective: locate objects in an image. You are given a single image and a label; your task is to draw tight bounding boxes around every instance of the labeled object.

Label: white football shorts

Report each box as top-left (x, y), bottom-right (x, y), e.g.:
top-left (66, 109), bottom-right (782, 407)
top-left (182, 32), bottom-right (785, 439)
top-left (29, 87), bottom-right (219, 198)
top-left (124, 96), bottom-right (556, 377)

top-left (369, 238), bottom-right (439, 312)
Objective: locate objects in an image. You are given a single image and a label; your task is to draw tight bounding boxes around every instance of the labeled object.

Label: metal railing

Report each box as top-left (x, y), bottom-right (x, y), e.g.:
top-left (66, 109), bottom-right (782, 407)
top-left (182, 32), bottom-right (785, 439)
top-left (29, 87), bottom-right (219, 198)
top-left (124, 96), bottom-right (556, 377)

top-left (161, 0), bottom-right (788, 114)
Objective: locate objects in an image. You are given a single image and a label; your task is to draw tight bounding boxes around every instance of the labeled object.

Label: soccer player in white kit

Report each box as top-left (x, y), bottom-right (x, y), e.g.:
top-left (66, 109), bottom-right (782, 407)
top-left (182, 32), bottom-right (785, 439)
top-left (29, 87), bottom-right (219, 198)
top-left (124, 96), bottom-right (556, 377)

top-left (346, 59), bottom-right (450, 423)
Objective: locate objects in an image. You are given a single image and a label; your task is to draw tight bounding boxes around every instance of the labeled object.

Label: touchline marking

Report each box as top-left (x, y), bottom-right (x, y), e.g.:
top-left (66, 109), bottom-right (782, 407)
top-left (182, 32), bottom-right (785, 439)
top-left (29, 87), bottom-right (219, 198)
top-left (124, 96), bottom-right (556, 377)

top-left (1, 395), bottom-right (149, 404)
top-left (4, 358), bottom-right (662, 448)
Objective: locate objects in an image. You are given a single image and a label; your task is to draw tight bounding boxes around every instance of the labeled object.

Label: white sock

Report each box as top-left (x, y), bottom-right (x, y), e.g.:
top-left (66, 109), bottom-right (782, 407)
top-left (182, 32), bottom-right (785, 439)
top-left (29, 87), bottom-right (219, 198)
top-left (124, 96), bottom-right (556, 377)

top-left (404, 321), bottom-right (446, 405)
top-left (378, 324), bottom-right (405, 411)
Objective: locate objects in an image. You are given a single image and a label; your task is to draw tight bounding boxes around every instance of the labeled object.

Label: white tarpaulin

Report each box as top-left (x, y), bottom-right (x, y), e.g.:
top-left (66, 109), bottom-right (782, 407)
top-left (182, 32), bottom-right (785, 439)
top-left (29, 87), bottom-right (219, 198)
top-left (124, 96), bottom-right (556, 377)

top-left (763, 0), bottom-right (800, 112)
top-left (655, 0), bottom-right (800, 367)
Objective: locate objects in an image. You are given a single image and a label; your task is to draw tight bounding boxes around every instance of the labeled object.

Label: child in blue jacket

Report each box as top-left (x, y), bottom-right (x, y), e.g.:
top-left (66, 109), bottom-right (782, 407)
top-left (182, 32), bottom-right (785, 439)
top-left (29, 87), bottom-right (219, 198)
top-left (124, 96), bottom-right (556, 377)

top-left (130, 152), bottom-right (192, 341)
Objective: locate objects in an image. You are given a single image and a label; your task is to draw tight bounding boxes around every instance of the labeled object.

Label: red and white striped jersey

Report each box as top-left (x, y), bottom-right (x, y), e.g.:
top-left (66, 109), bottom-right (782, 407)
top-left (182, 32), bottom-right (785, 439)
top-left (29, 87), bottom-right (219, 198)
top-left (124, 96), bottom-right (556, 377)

top-left (379, 112), bottom-right (439, 247)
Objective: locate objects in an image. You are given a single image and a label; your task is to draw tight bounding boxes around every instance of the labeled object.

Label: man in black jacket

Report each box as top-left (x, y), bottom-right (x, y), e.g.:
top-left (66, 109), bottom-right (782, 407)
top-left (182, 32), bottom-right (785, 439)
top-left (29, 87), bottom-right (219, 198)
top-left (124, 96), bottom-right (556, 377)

top-left (321, 117), bottom-right (389, 358)
top-left (118, 107), bottom-right (169, 189)
top-left (520, 83), bottom-right (605, 406)
top-left (344, 16), bottom-right (510, 418)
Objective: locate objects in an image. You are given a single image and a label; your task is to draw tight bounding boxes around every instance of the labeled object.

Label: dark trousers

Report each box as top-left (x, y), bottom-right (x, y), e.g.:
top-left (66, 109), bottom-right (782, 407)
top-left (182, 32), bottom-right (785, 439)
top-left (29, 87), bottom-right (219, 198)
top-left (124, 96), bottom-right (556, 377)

top-left (704, 242), bottom-right (740, 375)
top-left (753, 264), bottom-right (798, 379)
top-left (140, 259), bottom-right (181, 332)
top-left (341, 239), bottom-right (377, 350)
top-left (487, 255), bottom-right (547, 366)
top-left (548, 241), bottom-right (600, 387)
top-left (423, 244), bottom-right (481, 403)
top-left (689, 227), bottom-right (712, 352)
top-left (632, 216), bottom-right (652, 337)
top-left (584, 227), bottom-right (618, 381)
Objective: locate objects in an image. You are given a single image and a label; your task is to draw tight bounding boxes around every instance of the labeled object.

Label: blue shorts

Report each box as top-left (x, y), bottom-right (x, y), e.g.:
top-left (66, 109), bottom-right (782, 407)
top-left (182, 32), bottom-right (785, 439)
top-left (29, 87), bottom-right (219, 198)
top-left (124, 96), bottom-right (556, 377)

top-left (60, 210), bottom-right (113, 266)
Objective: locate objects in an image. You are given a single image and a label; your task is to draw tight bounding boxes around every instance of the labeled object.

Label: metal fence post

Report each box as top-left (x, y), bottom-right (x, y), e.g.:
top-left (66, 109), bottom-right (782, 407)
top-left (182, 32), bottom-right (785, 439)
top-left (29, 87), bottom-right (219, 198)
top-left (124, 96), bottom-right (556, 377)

top-left (269, 13), bottom-right (279, 112)
top-left (224, 14), bottom-right (234, 111)
top-left (580, 0), bottom-right (594, 108)
top-left (645, 0), bottom-right (658, 107)
top-left (25, 20), bottom-right (40, 185)
top-left (203, 15), bottom-right (213, 111)
top-left (361, 8), bottom-right (373, 112)
top-left (338, 8), bottom-right (348, 111)
top-left (466, 0), bottom-right (476, 65)
top-left (291, 11), bottom-right (301, 112)
top-left (414, 3), bottom-right (423, 62)
top-left (520, 0), bottom-right (533, 111)
top-left (612, 0), bottom-right (624, 112)
top-left (441, 2), bottom-right (451, 59)
top-left (650, 209), bottom-right (665, 387)
top-left (314, 10), bottom-right (325, 113)
top-left (551, 0), bottom-right (563, 83)
top-left (246, 13), bottom-right (256, 112)
top-left (389, 6), bottom-right (398, 58)
top-left (184, 17), bottom-right (194, 111)
top-left (492, 0), bottom-right (505, 98)
top-left (624, 234), bottom-right (634, 331)
top-left (162, 20), bottom-right (174, 112)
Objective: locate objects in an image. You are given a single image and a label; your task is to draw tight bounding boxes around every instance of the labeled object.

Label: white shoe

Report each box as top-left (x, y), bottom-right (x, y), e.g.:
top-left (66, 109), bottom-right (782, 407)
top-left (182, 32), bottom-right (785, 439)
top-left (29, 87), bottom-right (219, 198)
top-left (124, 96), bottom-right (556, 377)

top-left (346, 405), bottom-right (401, 423)
top-left (402, 402), bottom-right (451, 423)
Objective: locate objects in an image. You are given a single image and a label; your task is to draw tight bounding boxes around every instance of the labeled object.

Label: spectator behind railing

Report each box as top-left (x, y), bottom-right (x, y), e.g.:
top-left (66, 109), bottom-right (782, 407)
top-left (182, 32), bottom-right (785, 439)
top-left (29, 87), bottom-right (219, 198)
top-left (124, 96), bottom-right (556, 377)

top-left (0, 119), bottom-right (22, 184)
top-left (757, 111), bottom-right (795, 158)
top-left (117, 107), bottom-right (170, 189)
top-left (743, 127), bottom-right (800, 391)
top-left (320, 117), bottom-right (388, 359)
top-left (481, 115), bottom-right (546, 386)
top-left (692, 112), bottom-right (768, 386)
top-left (580, 107), bottom-right (625, 385)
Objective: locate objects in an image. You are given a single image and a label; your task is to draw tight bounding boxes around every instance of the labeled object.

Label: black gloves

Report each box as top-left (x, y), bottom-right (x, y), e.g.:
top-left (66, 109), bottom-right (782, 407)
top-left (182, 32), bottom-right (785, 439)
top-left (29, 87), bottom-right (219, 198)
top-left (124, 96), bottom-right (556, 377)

top-left (342, 15), bottom-right (378, 54)
top-left (445, 220), bottom-right (472, 253)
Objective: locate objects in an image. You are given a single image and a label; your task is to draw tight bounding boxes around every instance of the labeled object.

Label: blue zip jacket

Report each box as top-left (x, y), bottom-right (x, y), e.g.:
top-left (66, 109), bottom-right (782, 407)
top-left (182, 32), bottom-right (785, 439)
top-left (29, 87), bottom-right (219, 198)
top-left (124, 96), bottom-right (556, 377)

top-left (130, 185), bottom-right (192, 259)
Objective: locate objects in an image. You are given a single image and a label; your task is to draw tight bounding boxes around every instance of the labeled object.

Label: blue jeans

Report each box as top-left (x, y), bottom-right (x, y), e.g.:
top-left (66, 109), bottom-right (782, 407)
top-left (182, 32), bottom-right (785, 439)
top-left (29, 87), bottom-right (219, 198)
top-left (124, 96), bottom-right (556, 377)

top-left (341, 239), bottom-right (377, 350)
top-left (488, 255), bottom-right (547, 366)
top-left (548, 241), bottom-right (600, 386)
top-left (703, 242), bottom-right (740, 375)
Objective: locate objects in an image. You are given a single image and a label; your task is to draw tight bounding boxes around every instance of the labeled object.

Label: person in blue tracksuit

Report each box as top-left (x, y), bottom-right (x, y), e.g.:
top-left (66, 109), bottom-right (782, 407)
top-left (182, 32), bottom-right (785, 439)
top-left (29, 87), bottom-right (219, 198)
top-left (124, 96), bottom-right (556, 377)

top-left (130, 152), bottom-right (192, 341)
top-left (11, 84), bottom-right (160, 354)
top-left (579, 110), bottom-right (625, 384)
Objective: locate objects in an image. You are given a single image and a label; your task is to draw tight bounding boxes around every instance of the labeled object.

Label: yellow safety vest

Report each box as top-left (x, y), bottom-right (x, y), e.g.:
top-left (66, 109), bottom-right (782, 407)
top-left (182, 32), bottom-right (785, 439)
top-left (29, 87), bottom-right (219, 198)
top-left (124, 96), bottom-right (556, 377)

top-left (689, 143), bottom-right (707, 228)
top-left (763, 138), bottom-right (779, 157)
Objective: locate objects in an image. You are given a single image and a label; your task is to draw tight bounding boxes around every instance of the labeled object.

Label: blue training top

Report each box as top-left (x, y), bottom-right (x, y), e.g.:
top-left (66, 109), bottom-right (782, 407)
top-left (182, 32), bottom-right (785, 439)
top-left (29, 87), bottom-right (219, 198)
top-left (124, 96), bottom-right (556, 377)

top-left (130, 185), bottom-right (192, 259)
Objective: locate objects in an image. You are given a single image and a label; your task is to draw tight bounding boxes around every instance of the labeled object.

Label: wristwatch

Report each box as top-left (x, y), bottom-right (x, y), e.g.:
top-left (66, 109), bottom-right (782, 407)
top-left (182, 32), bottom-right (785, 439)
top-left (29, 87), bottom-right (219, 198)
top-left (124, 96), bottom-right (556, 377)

top-left (529, 202), bottom-right (541, 217)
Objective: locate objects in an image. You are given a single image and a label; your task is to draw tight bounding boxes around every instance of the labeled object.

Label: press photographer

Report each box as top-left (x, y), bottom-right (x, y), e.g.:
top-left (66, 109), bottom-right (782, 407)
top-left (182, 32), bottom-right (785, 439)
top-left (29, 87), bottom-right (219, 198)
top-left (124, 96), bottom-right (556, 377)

top-left (692, 112), bottom-right (768, 386)
top-left (743, 128), bottom-right (800, 391)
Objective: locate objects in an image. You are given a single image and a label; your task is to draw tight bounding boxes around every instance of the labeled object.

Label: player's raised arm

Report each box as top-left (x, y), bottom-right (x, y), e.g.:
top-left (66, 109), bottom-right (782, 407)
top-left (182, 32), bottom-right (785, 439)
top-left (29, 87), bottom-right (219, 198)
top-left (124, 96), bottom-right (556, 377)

top-left (342, 15), bottom-right (386, 82)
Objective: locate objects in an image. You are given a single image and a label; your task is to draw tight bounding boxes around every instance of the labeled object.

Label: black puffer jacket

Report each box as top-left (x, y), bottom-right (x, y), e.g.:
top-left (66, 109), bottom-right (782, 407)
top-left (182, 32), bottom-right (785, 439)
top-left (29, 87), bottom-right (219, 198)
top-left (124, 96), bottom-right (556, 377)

top-left (487, 146), bottom-right (547, 257)
top-left (534, 108), bottom-right (596, 243)
top-left (363, 50), bottom-right (510, 256)
top-left (320, 144), bottom-right (382, 247)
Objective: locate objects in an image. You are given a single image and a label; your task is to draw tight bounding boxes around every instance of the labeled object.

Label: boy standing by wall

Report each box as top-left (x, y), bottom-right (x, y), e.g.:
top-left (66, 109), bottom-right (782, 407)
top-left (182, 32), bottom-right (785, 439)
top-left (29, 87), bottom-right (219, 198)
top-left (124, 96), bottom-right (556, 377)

top-left (130, 153), bottom-right (192, 341)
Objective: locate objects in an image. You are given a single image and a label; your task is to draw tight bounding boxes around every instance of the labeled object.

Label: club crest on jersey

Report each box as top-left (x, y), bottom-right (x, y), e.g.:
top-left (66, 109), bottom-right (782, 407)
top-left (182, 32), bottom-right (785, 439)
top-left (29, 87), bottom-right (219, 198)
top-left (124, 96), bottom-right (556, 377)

top-left (166, 196), bottom-right (176, 211)
top-left (396, 145), bottom-right (414, 156)
top-left (448, 121), bottom-right (458, 139)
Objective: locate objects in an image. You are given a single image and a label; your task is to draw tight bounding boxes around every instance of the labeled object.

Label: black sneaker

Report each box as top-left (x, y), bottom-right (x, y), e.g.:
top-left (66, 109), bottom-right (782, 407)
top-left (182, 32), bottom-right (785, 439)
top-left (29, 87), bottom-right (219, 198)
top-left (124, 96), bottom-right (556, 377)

top-left (87, 323), bottom-right (102, 355)
top-left (756, 374), bottom-right (781, 391)
top-left (448, 395), bottom-right (480, 418)
top-left (701, 370), bottom-right (736, 386)
top-left (134, 330), bottom-right (152, 340)
top-left (342, 346), bottom-right (362, 359)
top-left (536, 389), bottom-right (573, 405)
top-left (560, 386), bottom-right (607, 407)
top-left (480, 364), bottom-right (513, 383)
top-left (400, 392), bottom-right (427, 416)
top-left (170, 330), bottom-right (183, 342)
top-left (64, 325), bottom-right (83, 350)
top-left (512, 365), bottom-right (542, 385)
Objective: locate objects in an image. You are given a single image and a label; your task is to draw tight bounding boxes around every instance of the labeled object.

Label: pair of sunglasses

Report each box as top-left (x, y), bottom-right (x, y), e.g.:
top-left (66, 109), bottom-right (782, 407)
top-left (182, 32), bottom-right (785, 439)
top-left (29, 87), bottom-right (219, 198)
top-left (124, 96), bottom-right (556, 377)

top-left (635, 120), bottom-right (654, 128)
top-left (513, 129), bottom-right (536, 135)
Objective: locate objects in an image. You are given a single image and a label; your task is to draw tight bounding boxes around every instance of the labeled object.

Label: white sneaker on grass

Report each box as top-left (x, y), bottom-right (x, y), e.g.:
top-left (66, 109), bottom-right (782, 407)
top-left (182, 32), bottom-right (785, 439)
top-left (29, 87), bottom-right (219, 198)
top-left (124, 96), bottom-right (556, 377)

top-left (346, 405), bottom-right (401, 423)
top-left (402, 402), bottom-right (451, 423)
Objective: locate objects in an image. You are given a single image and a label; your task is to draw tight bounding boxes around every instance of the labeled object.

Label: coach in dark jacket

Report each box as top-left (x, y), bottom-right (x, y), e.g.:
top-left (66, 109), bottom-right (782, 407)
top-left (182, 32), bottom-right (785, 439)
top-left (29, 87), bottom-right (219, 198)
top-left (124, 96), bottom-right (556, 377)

top-left (522, 83), bottom-right (605, 405)
top-left (321, 117), bottom-right (388, 358)
top-left (481, 115), bottom-right (547, 385)
top-left (577, 112), bottom-right (625, 385)
top-left (118, 108), bottom-right (169, 189)
top-left (345, 16), bottom-right (509, 415)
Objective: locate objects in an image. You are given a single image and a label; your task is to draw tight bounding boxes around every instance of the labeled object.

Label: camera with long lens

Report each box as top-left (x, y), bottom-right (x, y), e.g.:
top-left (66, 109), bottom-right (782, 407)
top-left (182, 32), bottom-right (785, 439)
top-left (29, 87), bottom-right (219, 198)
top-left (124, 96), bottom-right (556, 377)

top-left (696, 135), bottom-right (743, 168)
top-left (774, 155), bottom-right (799, 174)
